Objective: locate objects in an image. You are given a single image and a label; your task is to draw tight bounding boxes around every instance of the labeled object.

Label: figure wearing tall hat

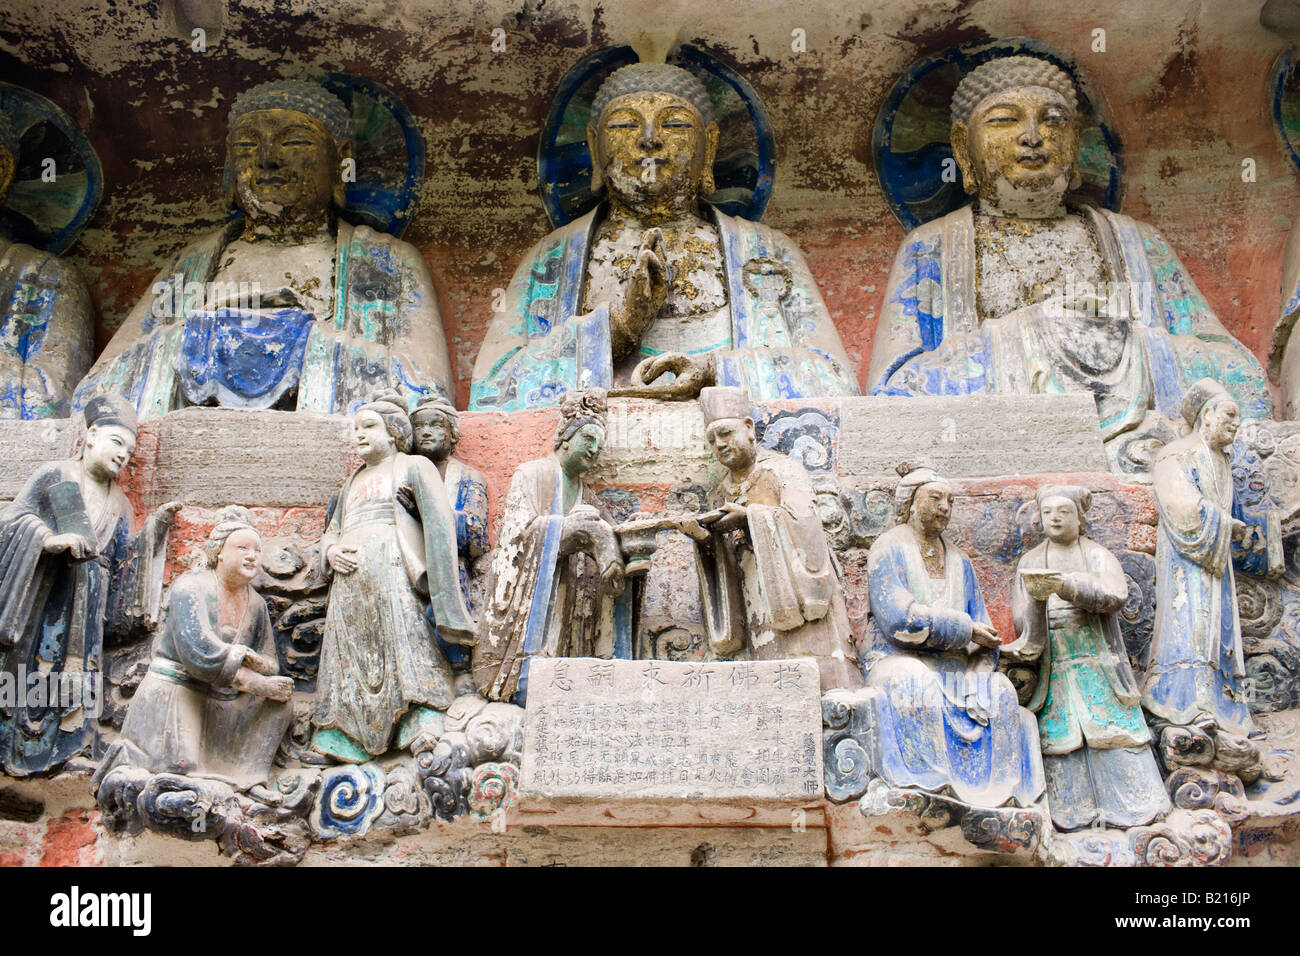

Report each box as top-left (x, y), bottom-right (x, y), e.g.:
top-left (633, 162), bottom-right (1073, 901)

top-left (679, 386), bottom-right (862, 692)
top-left (0, 395), bottom-right (179, 775)
top-left (1144, 378), bottom-right (1280, 775)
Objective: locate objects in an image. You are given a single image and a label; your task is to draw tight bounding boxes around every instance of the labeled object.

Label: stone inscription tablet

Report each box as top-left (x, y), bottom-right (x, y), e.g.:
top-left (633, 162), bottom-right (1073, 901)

top-left (521, 657), bottom-right (823, 802)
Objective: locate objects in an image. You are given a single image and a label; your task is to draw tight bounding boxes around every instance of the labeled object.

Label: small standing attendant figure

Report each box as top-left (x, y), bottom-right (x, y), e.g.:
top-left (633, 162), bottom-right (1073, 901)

top-left (312, 394), bottom-right (476, 763)
top-left (862, 462), bottom-right (1044, 809)
top-left (683, 386), bottom-right (861, 692)
top-left (473, 390), bottom-right (627, 706)
top-left (1006, 485), bottom-right (1170, 831)
top-left (409, 394), bottom-right (489, 685)
top-left (1143, 378), bottom-right (1276, 774)
top-left (0, 395), bottom-right (178, 775)
top-left (95, 507), bottom-right (294, 793)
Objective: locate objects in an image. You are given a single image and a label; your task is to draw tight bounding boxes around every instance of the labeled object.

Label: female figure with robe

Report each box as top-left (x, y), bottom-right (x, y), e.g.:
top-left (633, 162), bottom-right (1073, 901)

top-left (862, 463), bottom-right (1044, 809)
top-left (0, 396), bottom-right (177, 775)
top-left (1006, 485), bottom-right (1169, 831)
top-left (312, 395), bottom-right (476, 763)
top-left (94, 507), bottom-right (294, 792)
top-left (473, 390), bottom-right (627, 705)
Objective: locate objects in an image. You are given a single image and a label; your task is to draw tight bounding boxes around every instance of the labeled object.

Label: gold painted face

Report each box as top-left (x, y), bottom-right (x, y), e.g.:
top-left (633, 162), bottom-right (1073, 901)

top-left (228, 108), bottom-right (345, 224)
top-left (589, 91), bottom-right (719, 214)
top-left (953, 86), bottom-right (1079, 203)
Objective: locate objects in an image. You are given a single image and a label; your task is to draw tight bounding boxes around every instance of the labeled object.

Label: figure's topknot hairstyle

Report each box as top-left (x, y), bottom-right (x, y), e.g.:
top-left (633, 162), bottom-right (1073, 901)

top-left (950, 55), bottom-right (1079, 126)
top-left (554, 388), bottom-right (609, 448)
top-left (229, 79), bottom-right (354, 151)
top-left (589, 63), bottom-right (715, 127)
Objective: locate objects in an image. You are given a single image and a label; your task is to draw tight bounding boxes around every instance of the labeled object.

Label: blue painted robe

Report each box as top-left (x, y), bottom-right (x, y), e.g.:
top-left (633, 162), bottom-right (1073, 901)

top-left (867, 204), bottom-right (1271, 437)
top-left (469, 204), bottom-right (860, 410)
top-left (863, 524), bottom-right (1044, 809)
top-left (95, 569), bottom-right (292, 790)
top-left (472, 455), bottom-right (630, 705)
top-left (71, 220), bottom-right (455, 420)
top-left (0, 460), bottom-right (168, 775)
top-left (430, 456), bottom-right (489, 672)
top-left (0, 237), bottom-right (93, 419)
top-left (1144, 433), bottom-right (1264, 736)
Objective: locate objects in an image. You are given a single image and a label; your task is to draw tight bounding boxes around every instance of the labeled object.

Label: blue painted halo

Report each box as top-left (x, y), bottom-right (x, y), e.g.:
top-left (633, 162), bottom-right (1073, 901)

top-left (538, 44), bottom-right (776, 228)
top-left (220, 74), bottom-right (426, 238)
top-left (0, 83), bottom-right (104, 255)
top-left (1270, 48), bottom-right (1300, 175)
top-left (873, 38), bottom-right (1124, 231)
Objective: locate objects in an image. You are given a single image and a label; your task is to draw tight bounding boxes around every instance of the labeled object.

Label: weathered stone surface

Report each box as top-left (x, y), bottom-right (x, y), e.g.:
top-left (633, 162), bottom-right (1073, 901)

top-left (148, 408), bottom-right (354, 509)
top-left (585, 399), bottom-right (720, 487)
top-left (521, 657), bottom-right (822, 805)
top-left (837, 395), bottom-right (1109, 478)
top-left (0, 418), bottom-right (77, 502)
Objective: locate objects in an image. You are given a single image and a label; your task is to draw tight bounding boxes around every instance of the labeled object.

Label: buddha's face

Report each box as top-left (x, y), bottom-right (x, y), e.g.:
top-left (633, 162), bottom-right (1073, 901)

top-left (909, 483), bottom-right (953, 536)
top-left (953, 85), bottom-right (1079, 208)
top-left (82, 424), bottom-right (136, 481)
top-left (353, 409), bottom-right (397, 462)
top-left (0, 146), bottom-right (14, 204)
top-left (412, 412), bottom-right (453, 461)
top-left (558, 423), bottom-right (606, 476)
top-left (589, 91), bottom-right (719, 213)
top-left (706, 418), bottom-right (757, 473)
top-left (228, 108), bottom-right (345, 224)
top-left (1039, 495), bottom-right (1082, 545)
top-left (216, 528), bottom-right (263, 586)
top-left (1201, 398), bottom-right (1241, 450)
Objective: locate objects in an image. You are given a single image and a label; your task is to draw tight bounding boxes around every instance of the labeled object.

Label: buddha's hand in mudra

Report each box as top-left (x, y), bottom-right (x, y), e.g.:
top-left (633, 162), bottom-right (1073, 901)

top-left (609, 228), bottom-right (669, 358)
top-left (610, 352), bottom-right (716, 402)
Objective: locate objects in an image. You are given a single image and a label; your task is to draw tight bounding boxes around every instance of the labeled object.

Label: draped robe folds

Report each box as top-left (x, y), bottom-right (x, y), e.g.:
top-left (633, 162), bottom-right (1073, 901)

top-left (0, 461), bottom-right (168, 775)
top-left (313, 453), bottom-right (475, 758)
top-left (1009, 538), bottom-right (1169, 831)
top-left (1144, 434), bottom-right (1266, 737)
top-left (867, 204), bottom-right (1273, 435)
top-left (0, 237), bottom-right (94, 419)
top-left (693, 449), bottom-right (862, 692)
top-left (95, 569), bottom-right (291, 790)
top-left (431, 456), bottom-right (490, 671)
top-left (472, 455), bottom-right (629, 705)
top-left (468, 203), bottom-right (861, 411)
top-left (863, 524), bottom-right (1045, 809)
top-left (71, 219), bottom-right (456, 420)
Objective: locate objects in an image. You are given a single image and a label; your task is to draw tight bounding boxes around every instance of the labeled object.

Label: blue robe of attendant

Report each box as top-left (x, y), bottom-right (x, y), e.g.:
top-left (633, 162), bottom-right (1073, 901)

top-left (862, 524), bottom-right (1044, 809)
top-left (1143, 433), bottom-right (1268, 737)
top-left (0, 460), bottom-right (167, 775)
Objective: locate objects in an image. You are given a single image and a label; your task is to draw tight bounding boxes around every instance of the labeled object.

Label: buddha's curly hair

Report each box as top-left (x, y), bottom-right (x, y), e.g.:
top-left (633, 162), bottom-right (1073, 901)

top-left (950, 55), bottom-right (1079, 126)
top-left (228, 79), bottom-right (354, 150)
top-left (589, 63), bottom-right (715, 128)
top-left (554, 388), bottom-right (609, 448)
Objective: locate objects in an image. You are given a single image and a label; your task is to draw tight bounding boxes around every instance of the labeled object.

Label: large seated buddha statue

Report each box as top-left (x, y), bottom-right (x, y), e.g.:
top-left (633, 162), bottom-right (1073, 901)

top-left (73, 80), bottom-right (456, 419)
top-left (0, 109), bottom-right (93, 419)
top-left (470, 62), bottom-right (860, 410)
top-left (867, 55), bottom-right (1271, 475)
